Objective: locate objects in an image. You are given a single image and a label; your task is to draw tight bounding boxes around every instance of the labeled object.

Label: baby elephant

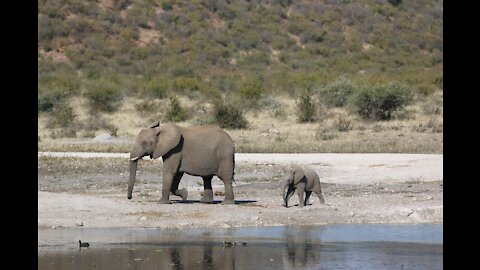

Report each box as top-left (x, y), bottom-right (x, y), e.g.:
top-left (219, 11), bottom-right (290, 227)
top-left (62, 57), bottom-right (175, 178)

top-left (282, 166), bottom-right (325, 207)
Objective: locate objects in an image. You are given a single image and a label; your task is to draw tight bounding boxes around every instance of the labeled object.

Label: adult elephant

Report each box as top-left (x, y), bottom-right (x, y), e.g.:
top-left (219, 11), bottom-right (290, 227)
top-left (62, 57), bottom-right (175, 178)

top-left (128, 121), bottom-right (235, 204)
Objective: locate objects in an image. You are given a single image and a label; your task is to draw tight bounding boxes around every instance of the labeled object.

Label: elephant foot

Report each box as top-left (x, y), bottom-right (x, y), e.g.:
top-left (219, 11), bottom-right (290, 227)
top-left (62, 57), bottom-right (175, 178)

top-left (158, 198), bottom-right (172, 204)
top-left (200, 189), bottom-right (214, 203)
top-left (318, 196), bottom-right (325, 204)
top-left (177, 188), bottom-right (188, 201)
top-left (221, 199), bottom-right (235, 205)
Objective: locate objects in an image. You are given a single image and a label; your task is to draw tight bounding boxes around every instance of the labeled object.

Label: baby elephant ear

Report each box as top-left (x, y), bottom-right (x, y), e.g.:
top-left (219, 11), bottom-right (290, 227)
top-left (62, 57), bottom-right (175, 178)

top-left (293, 166), bottom-right (305, 185)
top-left (149, 121), bottom-right (160, 128)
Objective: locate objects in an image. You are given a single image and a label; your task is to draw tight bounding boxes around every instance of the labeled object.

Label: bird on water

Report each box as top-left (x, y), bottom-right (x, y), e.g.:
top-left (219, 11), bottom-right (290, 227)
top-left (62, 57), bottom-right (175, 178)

top-left (79, 240), bottom-right (90, 248)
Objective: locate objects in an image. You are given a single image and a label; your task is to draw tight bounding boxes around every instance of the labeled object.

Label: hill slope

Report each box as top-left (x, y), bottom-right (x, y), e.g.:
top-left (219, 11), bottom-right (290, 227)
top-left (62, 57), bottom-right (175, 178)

top-left (38, 0), bottom-right (443, 97)
top-left (38, 0), bottom-right (443, 153)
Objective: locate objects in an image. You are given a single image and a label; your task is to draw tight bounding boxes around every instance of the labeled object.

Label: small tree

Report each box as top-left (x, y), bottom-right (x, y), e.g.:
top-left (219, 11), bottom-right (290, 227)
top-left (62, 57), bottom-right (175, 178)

top-left (297, 89), bottom-right (316, 123)
top-left (319, 77), bottom-right (355, 107)
top-left (353, 83), bottom-right (412, 120)
top-left (83, 79), bottom-right (123, 113)
top-left (238, 77), bottom-right (266, 108)
top-left (214, 101), bottom-right (248, 129)
top-left (165, 96), bottom-right (189, 123)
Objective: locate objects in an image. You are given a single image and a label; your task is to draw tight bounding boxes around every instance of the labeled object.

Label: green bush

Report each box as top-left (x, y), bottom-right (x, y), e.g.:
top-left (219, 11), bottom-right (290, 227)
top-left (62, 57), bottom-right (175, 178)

top-left (144, 77), bottom-right (170, 98)
top-left (83, 79), bottom-right (123, 113)
top-left (214, 102), bottom-right (248, 129)
top-left (352, 83), bottom-right (412, 120)
top-left (297, 89), bottom-right (316, 123)
top-left (165, 96), bottom-right (189, 123)
top-left (51, 102), bottom-right (76, 128)
top-left (238, 77), bottom-right (266, 105)
top-left (38, 16), bottom-right (69, 41)
top-left (173, 76), bottom-right (200, 93)
top-left (38, 62), bottom-right (81, 94)
top-left (38, 87), bottom-right (69, 113)
top-left (319, 77), bottom-right (355, 107)
top-left (161, 1), bottom-right (173, 11)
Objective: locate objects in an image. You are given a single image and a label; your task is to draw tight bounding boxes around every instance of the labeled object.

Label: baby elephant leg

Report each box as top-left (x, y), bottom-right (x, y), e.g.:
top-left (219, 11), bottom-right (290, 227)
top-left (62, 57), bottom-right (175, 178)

top-left (284, 186), bottom-right (296, 207)
top-left (304, 191), bottom-right (312, 206)
top-left (296, 183), bottom-right (305, 207)
top-left (314, 183), bottom-right (325, 205)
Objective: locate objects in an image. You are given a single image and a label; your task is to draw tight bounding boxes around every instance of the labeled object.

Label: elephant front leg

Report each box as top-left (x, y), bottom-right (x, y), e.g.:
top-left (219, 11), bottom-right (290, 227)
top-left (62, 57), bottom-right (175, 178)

top-left (296, 183), bottom-right (305, 208)
top-left (159, 170), bottom-right (174, 204)
top-left (284, 187), bottom-right (295, 207)
top-left (200, 176), bottom-right (214, 203)
top-left (171, 172), bottom-right (188, 201)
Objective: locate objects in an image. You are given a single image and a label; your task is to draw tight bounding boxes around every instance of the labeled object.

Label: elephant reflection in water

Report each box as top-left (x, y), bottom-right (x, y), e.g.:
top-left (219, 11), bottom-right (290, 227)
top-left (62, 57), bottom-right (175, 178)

top-left (281, 229), bottom-right (322, 269)
top-left (151, 245), bottom-right (235, 270)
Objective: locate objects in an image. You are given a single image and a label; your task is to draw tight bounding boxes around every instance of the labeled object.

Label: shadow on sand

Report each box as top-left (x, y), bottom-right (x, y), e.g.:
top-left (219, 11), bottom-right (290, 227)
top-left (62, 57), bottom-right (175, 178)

top-left (171, 200), bottom-right (257, 205)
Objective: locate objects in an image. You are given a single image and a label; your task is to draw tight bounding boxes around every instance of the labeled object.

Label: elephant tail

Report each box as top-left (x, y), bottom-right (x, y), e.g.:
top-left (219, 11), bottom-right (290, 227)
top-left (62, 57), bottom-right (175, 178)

top-left (232, 153), bottom-right (236, 184)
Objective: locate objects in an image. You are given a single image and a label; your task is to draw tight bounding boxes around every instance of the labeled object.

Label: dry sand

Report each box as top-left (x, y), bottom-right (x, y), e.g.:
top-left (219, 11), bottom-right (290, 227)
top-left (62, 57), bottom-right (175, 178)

top-left (38, 153), bottom-right (443, 229)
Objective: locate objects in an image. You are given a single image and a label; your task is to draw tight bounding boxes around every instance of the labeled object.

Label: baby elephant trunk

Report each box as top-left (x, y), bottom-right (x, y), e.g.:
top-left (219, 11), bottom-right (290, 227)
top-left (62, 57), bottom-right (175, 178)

top-left (127, 159), bottom-right (138, 199)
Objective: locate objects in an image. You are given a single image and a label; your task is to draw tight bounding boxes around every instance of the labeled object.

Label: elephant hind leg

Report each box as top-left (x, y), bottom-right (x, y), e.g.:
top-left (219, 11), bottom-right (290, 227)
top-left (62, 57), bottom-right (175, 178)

top-left (200, 175), bottom-right (214, 203)
top-left (317, 192), bottom-right (325, 205)
top-left (217, 163), bottom-right (235, 204)
top-left (314, 184), bottom-right (325, 205)
top-left (304, 191), bottom-right (312, 206)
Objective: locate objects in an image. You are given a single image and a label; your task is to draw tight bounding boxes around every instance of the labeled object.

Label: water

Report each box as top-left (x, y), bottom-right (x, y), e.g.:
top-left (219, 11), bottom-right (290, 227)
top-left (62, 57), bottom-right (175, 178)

top-left (38, 224), bottom-right (442, 270)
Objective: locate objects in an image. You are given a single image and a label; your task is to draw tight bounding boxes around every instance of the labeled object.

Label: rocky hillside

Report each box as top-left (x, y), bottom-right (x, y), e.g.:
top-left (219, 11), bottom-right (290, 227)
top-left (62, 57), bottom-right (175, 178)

top-left (39, 0), bottom-right (442, 98)
top-left (38, 0), bottom-right (443, 154)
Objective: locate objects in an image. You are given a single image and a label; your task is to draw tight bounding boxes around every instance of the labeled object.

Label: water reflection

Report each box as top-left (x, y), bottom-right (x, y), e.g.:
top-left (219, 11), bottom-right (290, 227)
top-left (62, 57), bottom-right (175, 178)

top-left (281, 226), bottom-right (322, 269)
top-left (38, 225), bottom-right (443, 270)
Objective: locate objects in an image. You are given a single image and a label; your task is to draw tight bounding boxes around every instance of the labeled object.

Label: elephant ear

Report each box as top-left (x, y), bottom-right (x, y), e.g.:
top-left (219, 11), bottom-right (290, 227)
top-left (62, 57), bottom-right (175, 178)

top-left (293, 166), bottom-right (306, 185)
top-left (152, 124), bottom-right (182, 159)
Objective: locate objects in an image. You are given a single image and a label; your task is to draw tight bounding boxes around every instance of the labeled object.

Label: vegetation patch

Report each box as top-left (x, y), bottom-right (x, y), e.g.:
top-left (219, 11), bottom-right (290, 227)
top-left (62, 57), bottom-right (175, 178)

top-left (352, 83), bottom-right (413, 120)
top-left (214, 101), bottom-right (248, 129)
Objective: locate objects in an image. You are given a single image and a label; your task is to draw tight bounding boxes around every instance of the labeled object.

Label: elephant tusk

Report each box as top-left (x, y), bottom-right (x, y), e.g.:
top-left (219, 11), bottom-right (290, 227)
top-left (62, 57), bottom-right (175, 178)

top-left (130, 157), bottom-right (139, 161)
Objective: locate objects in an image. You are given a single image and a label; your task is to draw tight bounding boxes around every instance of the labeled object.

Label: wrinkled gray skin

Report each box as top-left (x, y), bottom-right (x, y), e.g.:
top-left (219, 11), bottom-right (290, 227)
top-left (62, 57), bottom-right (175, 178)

top-left (282, 166), bottom-right (325, 207)
top-left (129, 122), bottom-right (235, 204)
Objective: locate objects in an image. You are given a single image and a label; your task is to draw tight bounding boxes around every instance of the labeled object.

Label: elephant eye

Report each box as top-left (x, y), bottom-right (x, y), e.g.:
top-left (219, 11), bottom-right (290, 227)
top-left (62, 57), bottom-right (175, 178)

top-left (141, 140), bottom-right (147, 146)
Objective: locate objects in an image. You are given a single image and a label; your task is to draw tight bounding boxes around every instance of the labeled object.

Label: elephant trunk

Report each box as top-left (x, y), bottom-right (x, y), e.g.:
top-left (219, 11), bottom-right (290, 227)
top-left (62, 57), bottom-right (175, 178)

top-left (128, 159), bottom-right (138, 199)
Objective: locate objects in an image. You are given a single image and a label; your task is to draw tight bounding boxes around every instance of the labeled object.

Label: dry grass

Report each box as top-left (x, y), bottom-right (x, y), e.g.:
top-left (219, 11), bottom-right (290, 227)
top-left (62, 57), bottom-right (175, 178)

top-left (38, 93), bottom-right (443, 154)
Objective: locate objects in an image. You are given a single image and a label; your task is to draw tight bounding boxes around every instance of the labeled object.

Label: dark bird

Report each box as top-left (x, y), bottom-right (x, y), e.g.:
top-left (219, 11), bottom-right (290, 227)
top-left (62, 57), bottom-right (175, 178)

top-left (79, 240), bottom-right (90, 248)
